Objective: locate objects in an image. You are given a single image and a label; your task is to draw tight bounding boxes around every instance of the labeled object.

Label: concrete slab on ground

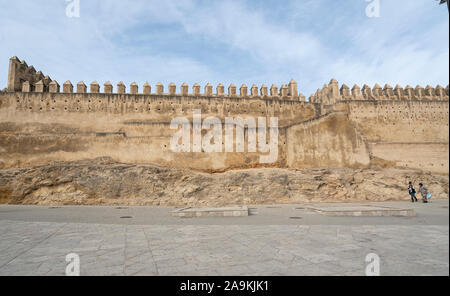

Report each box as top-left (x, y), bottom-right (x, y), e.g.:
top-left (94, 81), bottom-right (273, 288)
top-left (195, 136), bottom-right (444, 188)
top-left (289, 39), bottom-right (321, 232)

top-left (172, 206), bottom-right (249, 218)
top-left (303, 204), bottom-right (416, 217)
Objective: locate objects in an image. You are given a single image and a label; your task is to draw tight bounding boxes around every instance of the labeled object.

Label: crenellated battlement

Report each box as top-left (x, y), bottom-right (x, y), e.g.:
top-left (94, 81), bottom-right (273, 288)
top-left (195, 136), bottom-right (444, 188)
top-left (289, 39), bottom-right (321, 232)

top-left (5, 57), bottom-right (313, 102)
top-left (19, 79), bottom-right (308, 101)
top-left (7, 57), bottom-right (52, 92)
top-left (8, 57), bottom-right (309, 101)
top-left (6, 57), bottom-right (449, 105)
top-left (309, 79), bottom-right (449, 104)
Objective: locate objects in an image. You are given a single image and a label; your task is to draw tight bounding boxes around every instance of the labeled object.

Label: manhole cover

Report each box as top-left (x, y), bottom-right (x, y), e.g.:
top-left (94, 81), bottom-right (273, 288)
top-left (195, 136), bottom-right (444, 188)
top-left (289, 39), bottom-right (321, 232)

top-left (120, 216), bottom-right (133, 219)
top-left (289, 217), bottom-right (303, 219)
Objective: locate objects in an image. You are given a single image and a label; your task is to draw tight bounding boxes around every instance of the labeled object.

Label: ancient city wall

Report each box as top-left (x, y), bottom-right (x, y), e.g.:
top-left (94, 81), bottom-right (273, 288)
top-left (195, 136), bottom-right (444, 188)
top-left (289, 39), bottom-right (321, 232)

top-left (345, 100), bottom-right (449, 174)
top-left (0, 90), bottom-right (308, 172)
top-left (286, 112), bottom-right (371, 169)
top-left (0, 57), bottom-right (448, 174)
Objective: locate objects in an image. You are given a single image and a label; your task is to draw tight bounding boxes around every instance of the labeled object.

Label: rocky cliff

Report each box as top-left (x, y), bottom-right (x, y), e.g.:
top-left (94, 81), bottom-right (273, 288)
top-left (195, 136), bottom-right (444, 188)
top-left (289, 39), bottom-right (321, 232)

top-left (0, 157), bottom-right (447, 206)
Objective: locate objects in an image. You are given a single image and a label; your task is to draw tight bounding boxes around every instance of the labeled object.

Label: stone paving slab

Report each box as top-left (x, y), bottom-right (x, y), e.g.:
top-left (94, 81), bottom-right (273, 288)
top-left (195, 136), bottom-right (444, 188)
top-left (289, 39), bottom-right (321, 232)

top-left (0, 220), bottom-right (448, 276)
top-left (0, 201), bottom-right (448, 276)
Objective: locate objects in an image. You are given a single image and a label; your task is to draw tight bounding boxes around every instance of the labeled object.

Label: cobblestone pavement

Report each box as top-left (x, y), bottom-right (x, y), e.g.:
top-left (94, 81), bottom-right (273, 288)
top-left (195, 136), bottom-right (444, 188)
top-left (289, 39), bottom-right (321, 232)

top-left (0, 201), bottom-right (448, 276)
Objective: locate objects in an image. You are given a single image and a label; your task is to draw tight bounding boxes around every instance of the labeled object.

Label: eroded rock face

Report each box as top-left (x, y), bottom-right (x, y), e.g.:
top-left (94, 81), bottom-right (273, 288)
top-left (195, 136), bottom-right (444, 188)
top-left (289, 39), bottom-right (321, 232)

top-left (0, 157), bottom-right (448, 206)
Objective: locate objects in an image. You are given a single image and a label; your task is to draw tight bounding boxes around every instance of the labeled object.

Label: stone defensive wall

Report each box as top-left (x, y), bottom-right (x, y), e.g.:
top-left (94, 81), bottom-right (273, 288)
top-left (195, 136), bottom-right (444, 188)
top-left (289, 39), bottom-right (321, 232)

top-left (0, 57), bottom-right (448, 174)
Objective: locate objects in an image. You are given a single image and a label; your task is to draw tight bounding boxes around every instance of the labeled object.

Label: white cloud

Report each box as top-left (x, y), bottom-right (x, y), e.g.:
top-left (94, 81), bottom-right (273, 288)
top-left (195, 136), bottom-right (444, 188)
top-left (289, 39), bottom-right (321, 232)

top-left (176, 1), bottom-right (324, 65)
top-left (322, 0), bottom-right (449, 93)
top-left (0, 0), bottom-right (448, 96)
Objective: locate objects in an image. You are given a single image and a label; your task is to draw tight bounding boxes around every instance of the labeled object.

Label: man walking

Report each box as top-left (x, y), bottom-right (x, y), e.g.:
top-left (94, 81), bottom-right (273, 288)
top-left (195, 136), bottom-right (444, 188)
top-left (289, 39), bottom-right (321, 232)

top-left (408, 182), bottom-right (418, 202)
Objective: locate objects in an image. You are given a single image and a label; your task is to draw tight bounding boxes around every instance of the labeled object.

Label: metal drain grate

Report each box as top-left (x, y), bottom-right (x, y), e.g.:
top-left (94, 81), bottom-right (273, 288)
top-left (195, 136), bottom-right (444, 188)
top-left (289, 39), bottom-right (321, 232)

top-left (115, 207), bottom-right (128, 210)
top-left (49, 207), bottom-right (61, 209)
top-left (120, 216), bottom-right (133, 219)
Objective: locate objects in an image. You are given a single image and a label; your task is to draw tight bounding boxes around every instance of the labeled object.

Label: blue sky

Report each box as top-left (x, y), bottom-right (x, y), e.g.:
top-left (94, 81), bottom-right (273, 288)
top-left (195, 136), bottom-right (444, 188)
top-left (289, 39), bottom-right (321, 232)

top-left (0, 0), bottom-right (448, 96)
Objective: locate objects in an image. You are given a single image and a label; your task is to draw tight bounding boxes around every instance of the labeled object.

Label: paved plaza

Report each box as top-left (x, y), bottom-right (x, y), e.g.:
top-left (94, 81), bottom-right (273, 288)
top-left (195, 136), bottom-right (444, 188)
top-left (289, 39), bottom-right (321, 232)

top-left (0, 200), bottom-right (448, 276)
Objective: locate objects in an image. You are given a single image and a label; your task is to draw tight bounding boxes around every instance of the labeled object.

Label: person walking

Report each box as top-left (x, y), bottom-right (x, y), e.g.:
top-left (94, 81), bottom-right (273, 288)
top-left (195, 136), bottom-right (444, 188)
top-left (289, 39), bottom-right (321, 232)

top-left (408, 182), bottom-right (418, 202)
top-left (418, 183), bottom-right (429, 203)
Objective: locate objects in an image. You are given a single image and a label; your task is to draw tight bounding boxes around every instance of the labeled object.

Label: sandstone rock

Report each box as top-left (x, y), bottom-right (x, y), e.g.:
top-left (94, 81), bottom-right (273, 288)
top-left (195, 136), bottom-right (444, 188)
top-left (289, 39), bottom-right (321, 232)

top-left (0, 158), bottom-right (448, 206)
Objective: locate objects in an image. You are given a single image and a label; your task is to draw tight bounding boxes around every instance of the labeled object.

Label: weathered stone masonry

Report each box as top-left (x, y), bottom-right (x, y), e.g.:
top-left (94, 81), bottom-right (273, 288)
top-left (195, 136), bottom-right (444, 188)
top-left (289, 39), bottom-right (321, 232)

top-left (0, 56), bottom-right (448, 174)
